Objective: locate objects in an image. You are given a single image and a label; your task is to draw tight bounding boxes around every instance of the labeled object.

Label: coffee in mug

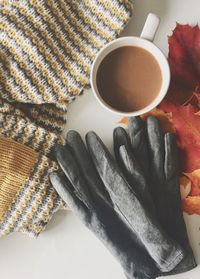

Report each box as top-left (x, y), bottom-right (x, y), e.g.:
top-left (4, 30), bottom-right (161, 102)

top-left (90, 13), bottom-right (170, 116)
top-left (96, 46), bottom-right (162, 112)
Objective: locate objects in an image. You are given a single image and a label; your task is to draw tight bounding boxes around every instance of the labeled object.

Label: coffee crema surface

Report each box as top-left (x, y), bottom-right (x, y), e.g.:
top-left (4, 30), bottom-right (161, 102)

top-left (96, 46), bottom-right (162, 112)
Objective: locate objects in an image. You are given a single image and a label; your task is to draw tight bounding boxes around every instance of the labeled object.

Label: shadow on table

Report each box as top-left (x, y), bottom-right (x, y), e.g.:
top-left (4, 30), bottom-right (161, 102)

top-left (45, 209), bottom-right (70, 232)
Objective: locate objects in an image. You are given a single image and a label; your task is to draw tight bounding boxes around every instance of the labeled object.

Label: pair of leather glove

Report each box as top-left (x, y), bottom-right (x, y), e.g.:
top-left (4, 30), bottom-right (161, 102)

top-left (50, 116), bottom-right (196, 279)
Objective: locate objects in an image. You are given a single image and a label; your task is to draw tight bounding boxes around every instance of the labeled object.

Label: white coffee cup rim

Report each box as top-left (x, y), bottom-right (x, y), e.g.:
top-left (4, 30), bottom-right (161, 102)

top-left (90, 14), bottom-right (171, 117)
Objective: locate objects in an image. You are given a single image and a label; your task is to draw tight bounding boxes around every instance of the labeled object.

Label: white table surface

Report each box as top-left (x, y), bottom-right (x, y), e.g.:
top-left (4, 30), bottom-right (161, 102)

top-left (1, 1), bottom-right (200, 278)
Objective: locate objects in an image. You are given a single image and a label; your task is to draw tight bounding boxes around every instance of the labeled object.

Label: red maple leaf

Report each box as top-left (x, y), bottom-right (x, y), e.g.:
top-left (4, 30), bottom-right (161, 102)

top-left (166, 24), bottom-right (200, 104)
top-left (159, 101), bottom-right (200, 173)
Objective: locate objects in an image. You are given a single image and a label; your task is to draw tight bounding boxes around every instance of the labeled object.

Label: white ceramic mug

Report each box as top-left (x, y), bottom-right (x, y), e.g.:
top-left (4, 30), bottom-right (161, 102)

top-left (90, 13), bottom-right (170, 116)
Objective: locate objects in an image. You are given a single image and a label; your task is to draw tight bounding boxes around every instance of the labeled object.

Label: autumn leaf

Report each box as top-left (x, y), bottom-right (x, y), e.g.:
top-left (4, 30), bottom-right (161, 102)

top-left (180, 176), bottom-right (191, 199)
top-left (180, 170), bottom-right (200, 215)
top-left (119, 108), bottom-right (175, 133)
top-left (159, 101), bottom-right (200, 173)
top-left (166, 24), bottom-right (200, 104)
top-left (184, 169), bottom-right (200, 196)
top-left (181, 170), bottom-right (200, 215)
top-left (182, 196), bottom-right (200, 215)
top-left (118, 117), bottom-right (128, 125)
top-left (193, 90), bottom-right (200, 109)
top-left (141, 108), bottom-right (175, 133)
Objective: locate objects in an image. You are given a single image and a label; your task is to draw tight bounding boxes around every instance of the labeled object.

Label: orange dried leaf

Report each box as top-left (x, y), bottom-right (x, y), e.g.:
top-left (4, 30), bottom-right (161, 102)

top-left (182, 196), bottom-right (200, 215)
top-left (159, 101), bottom-right (200, 172)
top-left (141, 108), bottom-right (175, 133)
top-left (118, 108), bottom-right (175, 133)
top-left (118, 117), bottom-right (128, 125)
top-left (184, 169), bottom-right (200, 196)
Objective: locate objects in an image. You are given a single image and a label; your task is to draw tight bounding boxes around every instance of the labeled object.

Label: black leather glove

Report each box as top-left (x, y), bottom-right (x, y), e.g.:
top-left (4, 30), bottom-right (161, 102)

top-left (113, 116), bottom-right (196, 275)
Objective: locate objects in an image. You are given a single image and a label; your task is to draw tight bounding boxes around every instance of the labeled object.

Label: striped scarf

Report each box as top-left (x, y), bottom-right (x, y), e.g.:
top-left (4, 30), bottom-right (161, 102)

top-left (0, 0), bottom-right (133, 237)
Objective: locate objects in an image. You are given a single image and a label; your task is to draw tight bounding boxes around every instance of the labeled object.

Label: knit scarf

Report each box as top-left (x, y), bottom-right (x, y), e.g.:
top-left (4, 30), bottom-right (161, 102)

top-left (0, 0), bottom-right (133, 237)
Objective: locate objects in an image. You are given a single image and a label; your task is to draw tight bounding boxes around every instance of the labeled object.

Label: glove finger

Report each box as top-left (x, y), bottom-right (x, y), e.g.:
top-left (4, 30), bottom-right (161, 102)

top-left (86, 131), bottom-right (133, 200)
top-left (114, 125), bottom-right (155, 212)
top-left (147, 116), bottom-right (165, 181)
top-left (128, 117), bottom-right (149, 175)
top-left (113, 127), bottom-right (131, 161)
top-left (119, 145), bottom-right (146, 190)
top-left (50, 172), bottom-right (88, 219)
top-left (164, 133), bottom-right (179, 181)
top-left (55, 144), bottom-right (93, 209)
top-left (66, 130), bottom-right (111, 203)
top-left (119, 145), bottom-right (155, 213)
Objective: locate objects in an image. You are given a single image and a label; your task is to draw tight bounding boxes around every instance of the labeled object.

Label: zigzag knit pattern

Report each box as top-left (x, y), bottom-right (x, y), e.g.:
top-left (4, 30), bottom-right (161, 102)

top-left (0, 0), bottom-right (133, 237)
top-left (0, 0), bottom-right (133, 131)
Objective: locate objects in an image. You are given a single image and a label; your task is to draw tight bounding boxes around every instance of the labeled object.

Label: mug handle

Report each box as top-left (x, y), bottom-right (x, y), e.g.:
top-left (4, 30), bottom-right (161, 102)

top-left (140, 13), bottom-right (160, 42)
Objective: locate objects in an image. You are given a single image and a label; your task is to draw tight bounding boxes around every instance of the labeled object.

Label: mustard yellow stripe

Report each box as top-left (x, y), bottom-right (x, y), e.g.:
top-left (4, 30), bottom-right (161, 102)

top-left (98, 0), bottom-right (131, 22)
top-left (0, 58), bottom-right (41, 103)
top-left (0, 136), bottom-right (38, 222)
top-left (0, 112), bottom-right (47, 156)
top-left (0, 25), bottom-right (70, 103)
top-left (26, 106), bottom-right (66, 131)
top-left (31, 113), bottom-right (65, 130)
top-left (119, 0), bottom-right (133, 12)
top-left (5, 4), bottom-right (90, 78)
top-left (61, 0), bottom-right (112, 42)
top-left (0, 62), bottom-right (29, 103)
top-left (0, 113), bottom-right (19, 138)
top-left (17, 160), bottom-right (59, 235)
top-left (1, 20), bottom-right (81, 97)
top-left (48, 0), bottom-right (103, 49)
top-left (0, 0), bottom-right (10, 7)
top-left (1, 11), bottom-right (70, 95)
top-left (37, 105), bottom-right (67, 118)
top-left (27, 0), bottom-right (93, 76)
top-left (2, 7), bottom-right (88, 89)
top-left (83, 0), bottom-right (121, 33)
top-left (34, 0), bottom-right (96, 60)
